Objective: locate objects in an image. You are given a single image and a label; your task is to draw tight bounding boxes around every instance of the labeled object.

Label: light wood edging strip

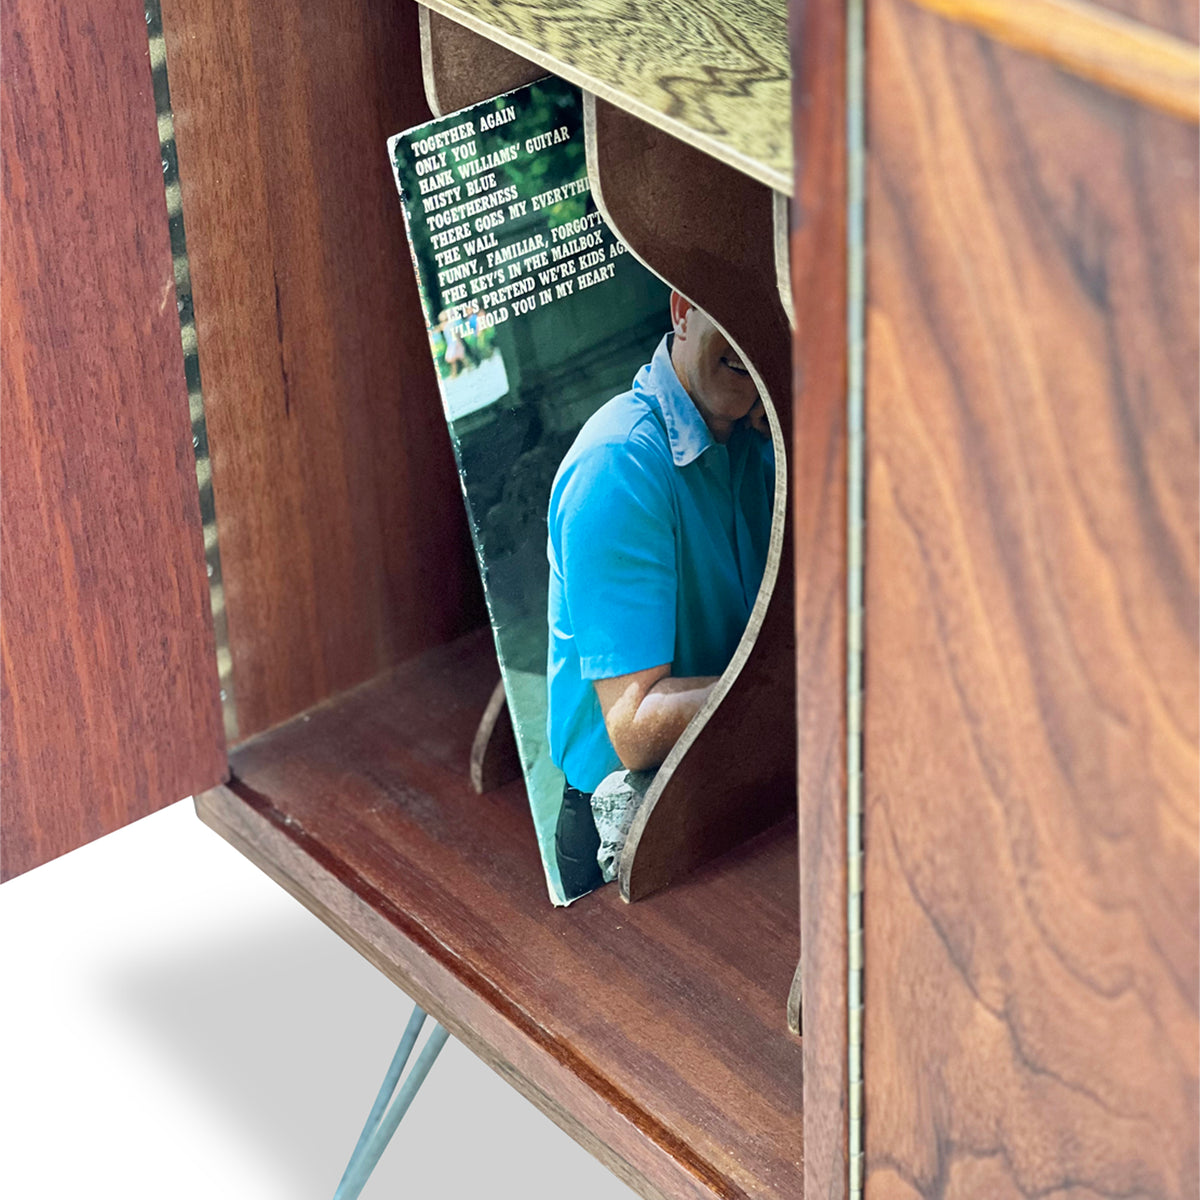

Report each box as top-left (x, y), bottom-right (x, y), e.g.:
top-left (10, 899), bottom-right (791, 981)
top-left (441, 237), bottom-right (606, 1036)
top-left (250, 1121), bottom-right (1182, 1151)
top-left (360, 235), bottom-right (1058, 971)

top-left (908, 0), bottom-right (1200, 122)
top-left (418, 6), bottom-right (446, 117)
top-left (414, 0), bottom-right (791, 193)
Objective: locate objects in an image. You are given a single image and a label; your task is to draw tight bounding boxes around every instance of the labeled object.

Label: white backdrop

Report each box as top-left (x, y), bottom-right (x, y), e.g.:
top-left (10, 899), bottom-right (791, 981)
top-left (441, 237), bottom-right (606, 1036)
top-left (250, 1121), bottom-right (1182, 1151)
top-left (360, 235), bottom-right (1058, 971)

top-left (0, 799), bottom-right (633, 1199)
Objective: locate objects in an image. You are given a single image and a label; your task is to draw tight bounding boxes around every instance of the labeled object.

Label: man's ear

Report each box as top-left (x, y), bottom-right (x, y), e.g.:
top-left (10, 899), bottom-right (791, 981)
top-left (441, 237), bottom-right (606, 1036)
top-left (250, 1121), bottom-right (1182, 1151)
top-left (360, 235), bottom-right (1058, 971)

top-left (669, 290), bottom-right (693, 337)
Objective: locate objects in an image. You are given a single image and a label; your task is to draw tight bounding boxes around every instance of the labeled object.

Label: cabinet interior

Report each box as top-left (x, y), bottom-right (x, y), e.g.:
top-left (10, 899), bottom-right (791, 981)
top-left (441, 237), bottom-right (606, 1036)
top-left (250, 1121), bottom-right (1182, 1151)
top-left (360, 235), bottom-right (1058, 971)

top-left (196, 629), bottom-right (801, 1199)
top-left (164, 0), bottom-right (802, 1191)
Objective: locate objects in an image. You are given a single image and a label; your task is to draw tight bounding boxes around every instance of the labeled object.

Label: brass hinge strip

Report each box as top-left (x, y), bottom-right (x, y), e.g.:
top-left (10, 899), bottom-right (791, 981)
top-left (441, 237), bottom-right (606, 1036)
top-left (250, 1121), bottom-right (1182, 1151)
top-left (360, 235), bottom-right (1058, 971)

top-left (145, 0), bottom-right (239, 744)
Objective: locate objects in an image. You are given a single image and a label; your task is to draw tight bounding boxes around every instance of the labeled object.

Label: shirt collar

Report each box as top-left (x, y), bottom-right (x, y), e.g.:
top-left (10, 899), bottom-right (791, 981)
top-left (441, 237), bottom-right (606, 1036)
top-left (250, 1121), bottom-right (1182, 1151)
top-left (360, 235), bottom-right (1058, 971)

top-left (637, 334), bottom-right (715, 467)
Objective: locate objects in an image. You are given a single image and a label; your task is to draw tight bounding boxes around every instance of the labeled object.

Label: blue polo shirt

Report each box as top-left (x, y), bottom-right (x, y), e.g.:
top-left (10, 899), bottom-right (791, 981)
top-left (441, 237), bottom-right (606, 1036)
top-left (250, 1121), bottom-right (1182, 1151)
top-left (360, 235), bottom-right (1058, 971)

top-left (546, 333), bottom-right (775, 792)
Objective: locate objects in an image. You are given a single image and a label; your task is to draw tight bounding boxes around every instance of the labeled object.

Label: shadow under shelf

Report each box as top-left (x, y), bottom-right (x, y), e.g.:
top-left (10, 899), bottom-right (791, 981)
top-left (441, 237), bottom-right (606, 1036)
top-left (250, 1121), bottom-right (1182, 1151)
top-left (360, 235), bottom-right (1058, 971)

top-left (196, 626), bottom-right (801, 1200)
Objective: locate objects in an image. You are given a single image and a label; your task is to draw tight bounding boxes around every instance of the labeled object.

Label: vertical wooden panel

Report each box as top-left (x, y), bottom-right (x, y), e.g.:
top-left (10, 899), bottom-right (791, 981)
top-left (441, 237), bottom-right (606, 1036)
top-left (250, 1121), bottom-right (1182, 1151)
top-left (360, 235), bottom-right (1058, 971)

top-left (160, 0), bottom-right (486, 741)
top-left (864, 4), bottom-right (1198, 1196)
top-left (791, 0), bottom-right (849, 1193)
top-left (1, 1), bottom-right (227, 879)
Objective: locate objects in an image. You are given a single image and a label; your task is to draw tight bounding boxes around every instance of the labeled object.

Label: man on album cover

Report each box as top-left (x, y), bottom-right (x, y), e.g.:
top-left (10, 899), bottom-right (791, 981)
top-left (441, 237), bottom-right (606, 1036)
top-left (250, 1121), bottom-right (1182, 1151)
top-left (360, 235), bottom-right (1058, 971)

top-left (545, 290), bottom-right (775, 899)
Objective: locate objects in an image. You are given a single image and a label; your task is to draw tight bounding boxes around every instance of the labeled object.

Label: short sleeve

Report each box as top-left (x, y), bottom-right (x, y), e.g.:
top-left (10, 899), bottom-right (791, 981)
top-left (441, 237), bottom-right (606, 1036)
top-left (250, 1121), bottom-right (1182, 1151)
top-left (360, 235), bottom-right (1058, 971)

top-left (550, 436), bottom-right (677, 681)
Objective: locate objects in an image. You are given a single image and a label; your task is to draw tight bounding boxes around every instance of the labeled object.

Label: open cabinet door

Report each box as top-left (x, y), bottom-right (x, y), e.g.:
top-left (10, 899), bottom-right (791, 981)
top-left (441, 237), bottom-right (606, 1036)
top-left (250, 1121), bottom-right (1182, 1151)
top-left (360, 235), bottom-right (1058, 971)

top-left (1, 0), bottom-right (227, 881)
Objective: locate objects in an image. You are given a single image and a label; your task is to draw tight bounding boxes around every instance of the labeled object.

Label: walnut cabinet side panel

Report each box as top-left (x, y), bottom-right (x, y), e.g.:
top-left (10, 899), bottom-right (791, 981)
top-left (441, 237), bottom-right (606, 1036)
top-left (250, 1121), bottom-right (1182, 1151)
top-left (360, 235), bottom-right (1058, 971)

top-left (862, 5), bottom-right (1199, 1196)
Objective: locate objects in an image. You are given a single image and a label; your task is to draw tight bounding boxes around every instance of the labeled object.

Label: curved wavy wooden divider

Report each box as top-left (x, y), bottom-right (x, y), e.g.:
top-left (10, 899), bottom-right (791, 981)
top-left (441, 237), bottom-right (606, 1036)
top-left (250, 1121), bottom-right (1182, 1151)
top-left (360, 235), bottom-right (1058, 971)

top-left (468, 678), bottom-right (521, 794)
top-left (419, 7), bottom-right (546, 117)
top-left (585, 97), bottom-right (796, 903)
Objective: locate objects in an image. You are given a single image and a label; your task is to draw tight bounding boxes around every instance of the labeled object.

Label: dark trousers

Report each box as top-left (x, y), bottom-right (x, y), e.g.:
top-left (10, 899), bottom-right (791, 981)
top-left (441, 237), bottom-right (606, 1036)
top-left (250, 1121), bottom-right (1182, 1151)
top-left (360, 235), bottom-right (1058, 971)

top-left (555, 783), bottom-right (604, 900)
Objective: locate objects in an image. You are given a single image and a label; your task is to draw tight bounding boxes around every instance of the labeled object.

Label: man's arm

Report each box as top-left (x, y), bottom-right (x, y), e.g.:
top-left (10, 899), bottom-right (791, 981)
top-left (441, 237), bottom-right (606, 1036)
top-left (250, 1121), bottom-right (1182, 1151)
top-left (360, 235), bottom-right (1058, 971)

top-left (594, 665), bottom-right (718, 773)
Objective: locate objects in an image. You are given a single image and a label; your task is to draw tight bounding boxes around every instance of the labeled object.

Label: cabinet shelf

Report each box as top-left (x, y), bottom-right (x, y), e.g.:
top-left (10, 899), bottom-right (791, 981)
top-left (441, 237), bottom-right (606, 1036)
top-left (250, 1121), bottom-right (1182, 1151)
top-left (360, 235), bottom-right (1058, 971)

top-left (197, 628), bottom-right (802, 1200)
top-left (415, 0), bottom-right (791, 193)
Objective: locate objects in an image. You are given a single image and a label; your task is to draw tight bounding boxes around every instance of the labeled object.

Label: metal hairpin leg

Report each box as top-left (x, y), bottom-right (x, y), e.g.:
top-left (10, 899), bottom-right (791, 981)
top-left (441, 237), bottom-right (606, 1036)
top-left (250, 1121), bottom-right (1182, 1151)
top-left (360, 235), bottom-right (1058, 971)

top-left (332, 1003), bottom-right (451, 1200)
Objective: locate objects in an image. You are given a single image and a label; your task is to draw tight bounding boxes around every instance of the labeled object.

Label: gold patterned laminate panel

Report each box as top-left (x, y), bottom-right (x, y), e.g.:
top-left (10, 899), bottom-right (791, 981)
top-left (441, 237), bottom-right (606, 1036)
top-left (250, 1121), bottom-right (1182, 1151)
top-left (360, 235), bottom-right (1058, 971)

top-left (415, 0), bottom-right (792, 193)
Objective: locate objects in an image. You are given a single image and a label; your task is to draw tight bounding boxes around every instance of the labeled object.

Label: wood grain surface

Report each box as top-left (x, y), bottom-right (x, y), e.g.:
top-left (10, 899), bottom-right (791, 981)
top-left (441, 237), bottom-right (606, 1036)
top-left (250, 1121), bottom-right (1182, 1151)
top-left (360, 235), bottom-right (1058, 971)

top-left (1, 0), bottom-right (227, 879)
top-left (864, 4), bottom-right (1199, 1195)
top-left (158, 0), bottom-right (487, 742)
top-left (585, 99), bottom-right (797, 903)
top-left (1051, 0), bottom-right (1198, 40)
top-left (198, 627), bottom-right (803, 1200)
top-left (789, 0), bottom-right (850, 1192)
top-left (906, 0), bottom-right (1200, 122)
top-left (912, 0), bottom-right (1198, 43)
top-left (421, 7), bottom-right (547, 115)
top-left (415, 0), bottom-right (791, 193)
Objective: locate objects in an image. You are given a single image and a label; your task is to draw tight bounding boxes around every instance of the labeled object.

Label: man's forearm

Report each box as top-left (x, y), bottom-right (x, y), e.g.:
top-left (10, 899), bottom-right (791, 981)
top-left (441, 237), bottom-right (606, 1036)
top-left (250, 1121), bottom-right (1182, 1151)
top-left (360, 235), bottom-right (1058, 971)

top-left (601, 672), bottom-right (718, 773)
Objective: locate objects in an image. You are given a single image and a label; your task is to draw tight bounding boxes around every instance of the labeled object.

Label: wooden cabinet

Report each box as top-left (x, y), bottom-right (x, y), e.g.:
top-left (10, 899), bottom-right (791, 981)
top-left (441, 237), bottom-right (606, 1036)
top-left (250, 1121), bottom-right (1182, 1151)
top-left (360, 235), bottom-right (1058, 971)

top-left (3, 1), bottom-right (1197, 1197)
top-left (4, 2), bottom-right (801, 1196)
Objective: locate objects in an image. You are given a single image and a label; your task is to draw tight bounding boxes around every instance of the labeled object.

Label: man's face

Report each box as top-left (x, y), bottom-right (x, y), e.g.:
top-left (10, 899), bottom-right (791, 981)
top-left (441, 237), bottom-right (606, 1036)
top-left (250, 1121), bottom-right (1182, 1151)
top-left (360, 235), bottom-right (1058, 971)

top-left (669, 295), bottom-right (761, 442)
